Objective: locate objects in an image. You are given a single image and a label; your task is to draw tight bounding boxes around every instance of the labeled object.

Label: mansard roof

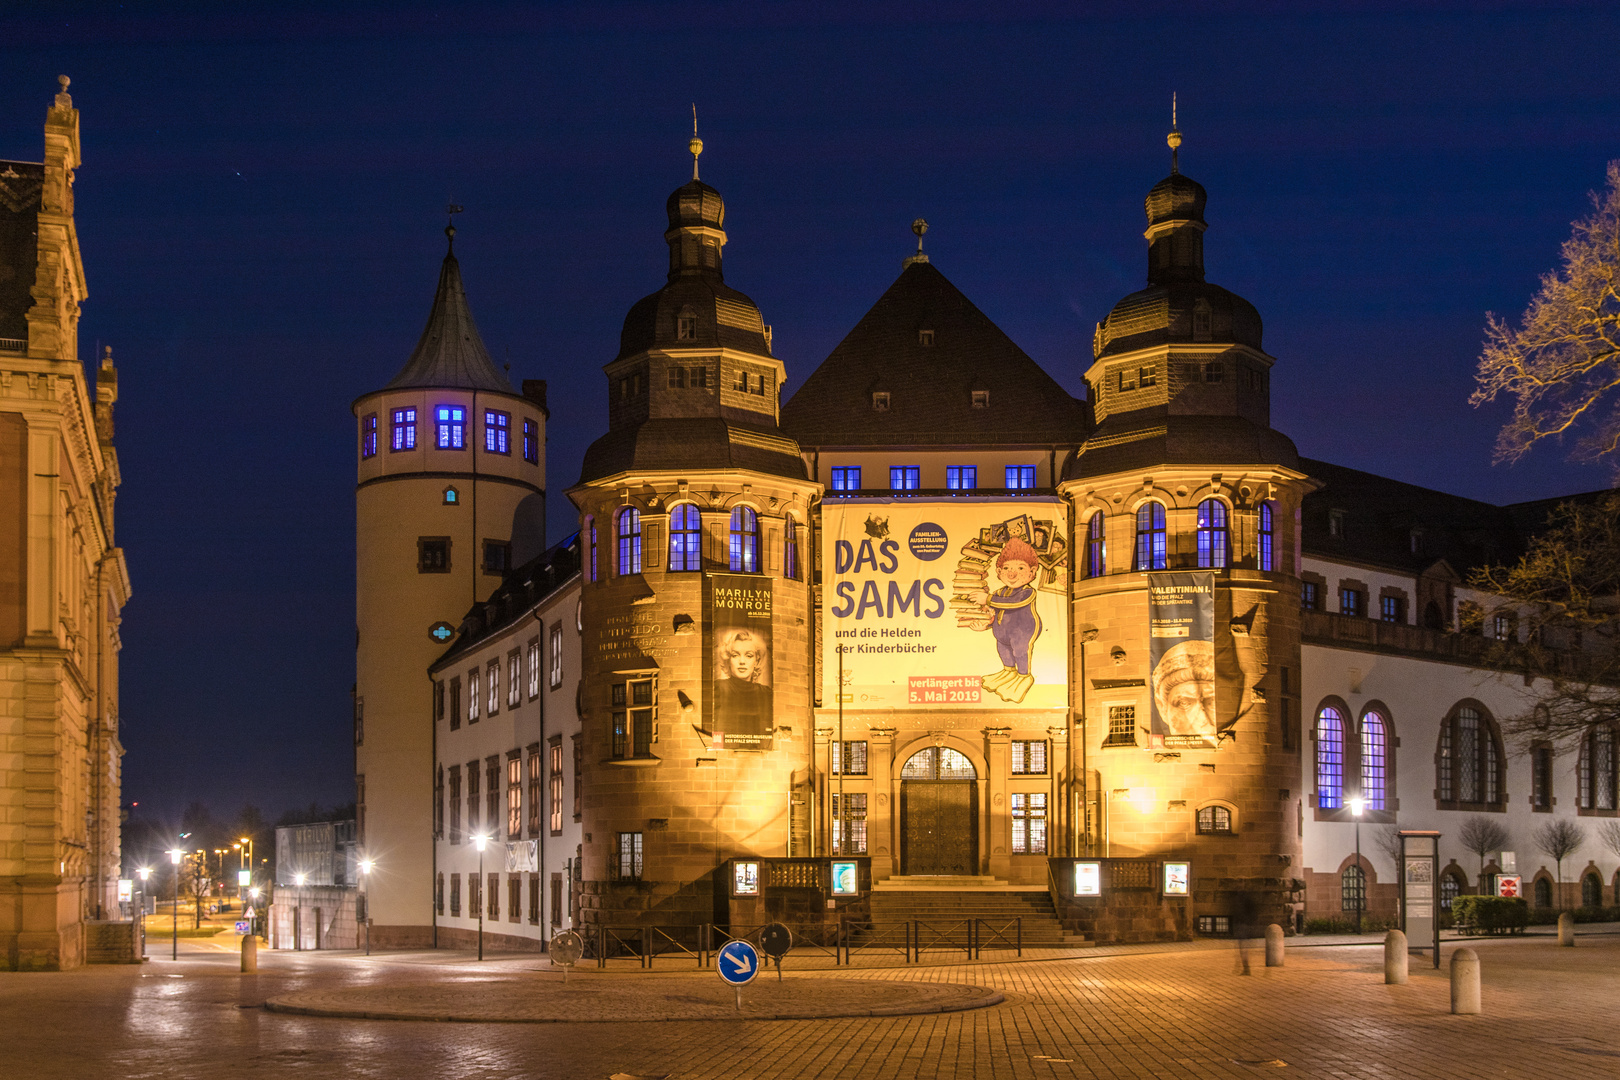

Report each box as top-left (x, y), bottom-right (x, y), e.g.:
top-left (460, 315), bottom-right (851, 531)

top-left (780, 260), bottom-right (1088, 447)
top-left (579, 418), bottom-right (807, 484)
top-left (385, 240), bottom-right (513, 393)
top-left (0, 160), bottom-right (44, 342)
top-left (430, 531), bottom-right (582, 670)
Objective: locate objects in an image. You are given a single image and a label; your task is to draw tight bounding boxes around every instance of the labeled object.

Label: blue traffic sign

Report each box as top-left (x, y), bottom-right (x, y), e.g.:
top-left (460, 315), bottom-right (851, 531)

top-left (716, 939), bottom-right (759, 986)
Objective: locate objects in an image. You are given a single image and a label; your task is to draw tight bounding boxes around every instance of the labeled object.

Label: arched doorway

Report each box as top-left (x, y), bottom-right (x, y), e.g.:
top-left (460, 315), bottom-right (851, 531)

top-left (900, 746), bottom-right (978, 875)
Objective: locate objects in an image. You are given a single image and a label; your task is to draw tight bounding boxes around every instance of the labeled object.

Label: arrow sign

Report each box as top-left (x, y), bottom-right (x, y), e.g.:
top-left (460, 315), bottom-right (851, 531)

top-left (716, 939), bottom-right (759, 986)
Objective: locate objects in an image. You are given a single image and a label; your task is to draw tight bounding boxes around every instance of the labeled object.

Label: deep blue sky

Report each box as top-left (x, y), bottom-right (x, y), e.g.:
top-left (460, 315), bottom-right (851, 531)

top-left (4, 1), bottom-right (1617, 824)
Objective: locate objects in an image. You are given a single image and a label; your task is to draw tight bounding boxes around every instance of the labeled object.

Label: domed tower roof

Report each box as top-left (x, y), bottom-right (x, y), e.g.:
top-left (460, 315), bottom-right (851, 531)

top-left (385, 226), bottom-right (513, 393)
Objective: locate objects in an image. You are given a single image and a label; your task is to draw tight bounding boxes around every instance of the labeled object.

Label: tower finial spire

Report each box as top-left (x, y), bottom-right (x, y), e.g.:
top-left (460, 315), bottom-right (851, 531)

top-left (689, 104), bottom-right (703, 181)
top-left (1167, 92), bottom-right (1182, 174)
top-left (903, 218), bottom-right (930, 268)
top-left (444, 202), bottom-right (463, 248)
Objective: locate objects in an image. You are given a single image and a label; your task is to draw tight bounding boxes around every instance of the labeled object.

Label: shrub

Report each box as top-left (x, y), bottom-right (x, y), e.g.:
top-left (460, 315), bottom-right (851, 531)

top-left (1452, 895), bottom-right (1528, 934)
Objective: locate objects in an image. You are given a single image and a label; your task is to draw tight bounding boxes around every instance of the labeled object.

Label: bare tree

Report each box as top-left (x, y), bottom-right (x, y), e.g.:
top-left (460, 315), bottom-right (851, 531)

top-left (1472, 161), bottom-right (1620, 463)
top-left (1599, 820), bottom-right (1620, 862)
top-left (1458, 817), bottom-right (1511, 883)
top-left (1533, 819), bottom-right (1586, 909)
top-left (1375, 824), bottom-right (1405, 874)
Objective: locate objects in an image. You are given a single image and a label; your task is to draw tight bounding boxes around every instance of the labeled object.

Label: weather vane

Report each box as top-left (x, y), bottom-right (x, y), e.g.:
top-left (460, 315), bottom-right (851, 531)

top-left (445, 202), bottom-right (464, 244)
top-left (689, 104), bottom-right (703, 181)
top-left (1167, 92), bottom-right (1182, 174)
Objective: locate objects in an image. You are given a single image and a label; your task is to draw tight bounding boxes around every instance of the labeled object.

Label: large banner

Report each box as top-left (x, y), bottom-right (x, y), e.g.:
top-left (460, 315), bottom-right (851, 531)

top-left (822, 500), bottom-right (1068, 710)
top-left (706, 574), bottom-right (774, 750)
top-left (1147, 572), bottom-right (1217, 748)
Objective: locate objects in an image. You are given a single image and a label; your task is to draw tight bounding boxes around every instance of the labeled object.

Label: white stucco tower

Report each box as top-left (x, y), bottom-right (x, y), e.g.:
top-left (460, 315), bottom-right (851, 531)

top-left (352, 226), bottom-right (548, 944)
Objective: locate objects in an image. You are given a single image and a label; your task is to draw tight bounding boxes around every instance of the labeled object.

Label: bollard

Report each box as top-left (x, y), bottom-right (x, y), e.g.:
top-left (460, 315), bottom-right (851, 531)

top-left (1450, 947), bottom-right (1480, 1014)
top-left (240, 933), bottom-right (258, 973)
top-left (1558, 912), bottom-right (1574, 946)
top-left (1384, 929), bottom-right (1408, 984)
top-left (1264, 924), bottom-right (1285, 967)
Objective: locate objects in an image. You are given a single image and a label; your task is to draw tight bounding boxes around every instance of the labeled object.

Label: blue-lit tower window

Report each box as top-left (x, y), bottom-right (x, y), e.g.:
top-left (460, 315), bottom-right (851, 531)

top-left (392, 407), bottom-right (417, 451)
top-left (1085, 511), bottom-right (1106, 578)
top-left (1196, 499), bottom-right (1229, 569)
top-left (522, 418), bottom-right (539, 464)
top-left (1006, 465), bottom-right (1036, 489)
top-left (946, 466), bottom-right (977, 490)
top-left (435, 405), bottom-right (466, 449)
top-left (1134, 502), bottom-right (1167, 571)
top-left (361, 413), bottom-right (378, 458)
top-left (729, 506), bottom-right (759, 573)
top-left (890, 466), bottom-right (920, 490)
top-left (617, 508), bottom-right (642, 575)
top-left (1259, 501), bottom-right (1276, 571)
top-left (830, 467), bottom-right (861, 491)
top-left (668, 504), bottom-right (702, 572)
top-left (485, 410), bottom-right (510, 454)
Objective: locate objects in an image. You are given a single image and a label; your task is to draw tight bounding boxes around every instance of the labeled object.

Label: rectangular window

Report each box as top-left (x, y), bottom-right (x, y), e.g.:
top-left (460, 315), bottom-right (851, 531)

top-left (436, 873), bottom-right (445, 915)
top-left (831, 793), bottom-right (867, 855)
top-left (549, 624), bottom-right (564, 688)
top-left (1011, 793), bottom-right (1047, 854)
top-left (449, 677), bottom-right (461, 732)
top-left (971, 390), bottom-right (989, 408)
top-left (1301, 580), bottom-right (1321, 611)
top-left (613, 832), bottom-right (643, 881)
top-left (468, 670), bottom-right (480, 723)
top-left (1492, 614), bottom-right (1514, 641)
top-left (435, 404), bottom-right (466, 449)
top-left (573, 737), bottom-right (583, 820)
top-left (391, 407), bottom-right (417, 451)
top-left (508, 876), bottom-right (521, 923)
top-left (946, 466), bottom-right (977, 490)
top-left (1381, 596), bottom-right (1406, 623)
top-left (549, 743), bottom-right (564, 834)
top-left (434, 766), bottom-right (444, 839)
top-left (527, 749), bottom-right (542, 837)
top-left (508, 653), bottom-right (521, 708)
top-left (551, 873), bottom-right (563, 927)
top-left (668, 365), bottom-right (686, 388)
top-left (361, 413), bottom-right (378, 458)
top-left (487, 660), bottom-right (500, 716)
top-left (529, 873), bottom-right (541, 925)
top-left (486, 757), bottom-right (500, 838)
top-left (1139, 364), bottom-right (1157, 388)
top-left (1011, 740), bottom-right (1048, 775)
top-left (468, 873), bottom-right (482, 919)
top-left (611, 678), bottom-right (657, 759)
top-left (1117, 368), bottom-right (1135, 392)
top-left (734, 369), bottom-right (749, 391)
top-left (488, 872), bottom-right (499, 921)
top-left (526, 638), bottom-right (541, 699)
top-left (784, 517), bottom-right (799, 581)
top-left (691, 365), bottom-right (708, 388)
top-left (1105, 705), bottom-right (1137, 747)
top-left (1532, 746), bottom-right (1553, 811)
top-left (418, 537), bottom-right (451, 573)
top-left (1340, 588), bottom-right (1365, 618)
top-left (485, 410), bottom-right (510, 454)
top-left (483, 539), bottom-right (512, 574)
top-left (1203, 361), bottom-right (1224, 382)
top-left (450, 873), bottom-right (461, 916)
top-left (890, 466), bottom-right (920, 490)
top-left (831, 740), bottom-right (868, 775)
top-left (466, 761), bottom-right (480, 834)
top-left (829, 466), bottom-right (861, 492)
top-left (1329, 508), bottom-right (1347, 537)
top-left (522, 418), bottom-right (539, 464)
top-left (1006, 465), bottom-right (1037, 489)
top-left (507, 755), bottom-right (522, 839)
top-left (448, 766), bottom-right (462, 844)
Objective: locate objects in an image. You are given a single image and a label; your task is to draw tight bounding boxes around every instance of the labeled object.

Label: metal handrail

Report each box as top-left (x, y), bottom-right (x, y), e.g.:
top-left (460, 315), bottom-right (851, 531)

top-left (912, 919), bottom-right (973, 960)
top-left (707, 922), bottom-right (842, 964)
top-left (644, 924), bottom-right (704, 968)
top-left (839, 919), bottom-right (913, 963)
top-left (973, 917), bottom-right (1022, 957)
top-left (594, 925), bottom-right (649, 968)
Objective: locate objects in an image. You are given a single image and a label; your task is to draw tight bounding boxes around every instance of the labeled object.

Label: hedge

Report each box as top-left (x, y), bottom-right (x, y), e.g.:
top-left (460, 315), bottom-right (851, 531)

top-left (1452, 895), bottom-right (1528, 934)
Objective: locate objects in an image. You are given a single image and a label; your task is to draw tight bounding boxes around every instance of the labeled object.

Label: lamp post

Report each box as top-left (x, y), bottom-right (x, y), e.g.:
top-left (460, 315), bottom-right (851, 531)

top-left (473, 835), bottom-right (488, 961)
top-left (359, 859), bottom-right (373, 955)
top-left (136, 867), bottom-right (151, 958)
top-left (167, 848), bottom-right (183, 960)
top-left (1349, 797), bottom-right (1365, 934)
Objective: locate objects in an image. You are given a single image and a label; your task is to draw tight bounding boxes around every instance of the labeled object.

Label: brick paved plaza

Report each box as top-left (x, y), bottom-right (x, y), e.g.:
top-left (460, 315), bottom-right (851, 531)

top-left (5, 932), bottom-right (1619, 1078)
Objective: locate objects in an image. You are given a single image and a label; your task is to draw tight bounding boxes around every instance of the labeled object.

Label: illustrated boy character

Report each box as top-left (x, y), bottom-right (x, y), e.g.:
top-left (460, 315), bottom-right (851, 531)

top-left (1150, 638), bottom-right (1217, 737)
top-left (968, 537), bottom-right (1042, 703)
top-left (713, 628), bottom-right (772, 743)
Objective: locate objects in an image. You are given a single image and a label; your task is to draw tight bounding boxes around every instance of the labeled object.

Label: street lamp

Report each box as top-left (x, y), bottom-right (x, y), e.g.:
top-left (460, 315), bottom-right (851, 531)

top-left (136, 867), bottom-right (151, 958)
top-left (1349, 797), bottom-right (1365, 934)
top-left (167, 848), bottom-right (183, 960)
top-left (358, 859), bottom-right (373, 955)
top-left (473, 835), bottom-right (488, 961)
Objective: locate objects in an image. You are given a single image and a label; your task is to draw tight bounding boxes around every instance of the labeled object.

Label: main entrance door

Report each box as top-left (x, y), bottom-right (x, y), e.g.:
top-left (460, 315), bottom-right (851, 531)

top-left (900, 747), bottom-right (978, 875)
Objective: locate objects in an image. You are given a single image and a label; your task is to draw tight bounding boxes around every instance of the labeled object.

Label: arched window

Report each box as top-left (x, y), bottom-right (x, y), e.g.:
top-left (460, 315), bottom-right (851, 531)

top-left (1360, 709), bottom-right (1388, 811)
top-left (729, 506), bottom-right (759, 573)
top-left (1195, 805), bottom-right (1233, 834)
top-left (783, 516), bottom-right (800, 580)
top-left (1534, 877), bottom-right (1553, 908)
top-left (1582, 872), bottom-right (1604, 908)
top-left (1258, 500), bottom-right (1276, 572)
top-left (668, 504), bottom-right (702, 572)
top-left (1196, 499), bottom-right (1229, 569)
top-left (1438, 704), bottom-right (1502, 806)
top-left (1341, 865), bottom-right (1365, 912)
top-left (900, 746), bottom-right (976, 779)
top-left (1578, 723), bottom-right (1618, 811)
top-left (1133, 502), bottom-right (1167, 571)
top-left (1085, 512), bottom-right (1106, 578)
top-left (616, 508), bottom-right (641, 575)
top-left (1440, 872), bottom-right (1462, 910)
top-left (1316, 705), bottom-right (1345, 810)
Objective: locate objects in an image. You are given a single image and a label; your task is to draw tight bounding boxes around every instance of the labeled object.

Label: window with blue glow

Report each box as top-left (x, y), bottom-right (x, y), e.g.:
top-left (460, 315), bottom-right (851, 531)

top-left (1360, 709), bottom-right (1387, 811)
top-left (1085, 511), bottom-right (1106, 578)
top-left (1259, 500), bottom-right (1275, 571)
top-left (729, 506), bottom-right (759, 572)
top-left (616, 508), bottom-right (641, 575)
top-left (1006, 465), bottom-right (1037, 489)
top-left (361, 413), bottom-right (378, 458)
top-left (1316, 705), bottom-right (1344, 809)
top-left (1133, 502), bottom-right (1168, 571)
top-left (522, 418), bottom-right (538, 464)
top-left (947, 466), bottom-right (976, 490)
top-left (1196, 499), bottom-right (1229, 569)
top-left (391, 407), bottom-right (416, 451)
top-left (485, 410), bottom-right (510, 455)
top-left (668, 504), bottom-right (701, 572)
top-left (435, 405), bottom-right (466, 449)
top-left (830, 467), bottom-right (860, 492)
top-left (890, 466), bottom-right (920, 490)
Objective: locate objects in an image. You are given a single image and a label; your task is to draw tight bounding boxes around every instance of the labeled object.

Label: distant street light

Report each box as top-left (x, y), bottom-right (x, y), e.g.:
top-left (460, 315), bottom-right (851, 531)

top-left (1349, 797), bottom-right (1366, 934)
top-left (136, 867), bottom-right (152, 958)
top-left (167, 847), bottom-right (183, 960)
top-left (359, 859), bottom-right (374, 955)
top-left (473, 835), bottom-right (488, 961)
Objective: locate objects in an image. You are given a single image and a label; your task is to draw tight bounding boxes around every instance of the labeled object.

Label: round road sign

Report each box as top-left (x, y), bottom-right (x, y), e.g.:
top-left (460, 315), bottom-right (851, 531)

top-left (716, 939), bottom-right (760, 985)
top-left (550, 929), bottom-right (584, 966)
top-left (759, 922), bottom-right (793, 958)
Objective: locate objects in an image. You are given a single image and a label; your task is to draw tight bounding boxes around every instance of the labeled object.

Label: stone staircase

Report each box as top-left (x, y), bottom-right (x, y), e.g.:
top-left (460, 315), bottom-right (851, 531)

top-left (861, 878), bottom-right (1091, 949)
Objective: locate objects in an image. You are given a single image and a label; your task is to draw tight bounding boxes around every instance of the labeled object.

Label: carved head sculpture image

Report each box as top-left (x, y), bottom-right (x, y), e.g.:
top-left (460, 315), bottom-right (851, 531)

top-left (1151, 638), bottom-right (1217, 737)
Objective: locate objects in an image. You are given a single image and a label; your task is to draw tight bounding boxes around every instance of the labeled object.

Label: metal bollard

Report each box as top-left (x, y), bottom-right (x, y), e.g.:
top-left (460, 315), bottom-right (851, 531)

top-left (1264, 924), bottom-right (1284, 967)
top-left (1558, 912), bottom-right (1574, 946)
top-left (1384, 929), bottom-right (1407, 984)
top-left (1450, 947), bottom-right (1480, 1014)
top-left (240, 933), bottom-right (258, 973)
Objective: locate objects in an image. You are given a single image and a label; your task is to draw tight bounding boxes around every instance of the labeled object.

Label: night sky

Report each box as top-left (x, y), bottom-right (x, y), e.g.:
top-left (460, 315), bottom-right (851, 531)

top-left (4, 2), bottom-right (1617, 826)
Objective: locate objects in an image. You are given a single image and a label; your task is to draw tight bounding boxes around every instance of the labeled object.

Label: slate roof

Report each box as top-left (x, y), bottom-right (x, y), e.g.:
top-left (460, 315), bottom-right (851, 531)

top-left (431, 531), bottom-right (582, 670)
top-left (385, 242), bottom-right (514, 393)
top-left (1067, 411), bottom-right (1299, 481)
top-left (0, 160), bottom-right (44, 342)
top-left (579, 418), bottom-right (808, 484)
top-left (780, 261), bottom-right (1089, 447)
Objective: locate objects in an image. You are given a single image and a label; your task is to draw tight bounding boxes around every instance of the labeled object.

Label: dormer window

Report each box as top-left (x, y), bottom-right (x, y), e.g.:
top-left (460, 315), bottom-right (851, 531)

top-left (734, 369), bottom-right (748, 392)
top-left (972, 390), bottom-right (989, 409)
top-left (1139, 364), bottom-right (1157, 388)
top-left (676, 314), bottom-right (697, 340)
top-left (668, 365), bottom-right (686, 389)
top-left (918, 330), bottom-right (935, 346)
top-left (1118, 368), bottom-right (1136, 392)
top-left (1203, 362), bottom-right (1223, 383)
top-left (1329, 509), bottom-right (1347, 538)
top-left (1192, 299), bottom-right (1212, 341)
top-left (872, 391), bottom-right (890, 412)
top-left (1410, 528), bottom-right (1424, 555)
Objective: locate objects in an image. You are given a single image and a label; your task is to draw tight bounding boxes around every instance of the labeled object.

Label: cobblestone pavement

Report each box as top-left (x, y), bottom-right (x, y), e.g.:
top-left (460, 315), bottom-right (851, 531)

top-left (6, 933), bottom-right (1620, 1078)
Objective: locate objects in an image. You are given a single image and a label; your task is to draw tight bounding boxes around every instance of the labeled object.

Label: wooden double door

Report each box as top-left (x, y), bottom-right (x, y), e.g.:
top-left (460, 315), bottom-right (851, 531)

top-left (899, 746), bottom-right (980, 875)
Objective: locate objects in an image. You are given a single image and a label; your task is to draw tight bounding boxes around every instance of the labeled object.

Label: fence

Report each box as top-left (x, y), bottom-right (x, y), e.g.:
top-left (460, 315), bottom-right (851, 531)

top-left (582, 917), bottom-right (1021, 967)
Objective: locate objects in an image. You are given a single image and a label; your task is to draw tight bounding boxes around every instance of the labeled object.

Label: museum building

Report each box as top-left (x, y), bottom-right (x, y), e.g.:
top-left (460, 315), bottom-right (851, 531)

top-left (357, 129), bottom-right (1620, 949)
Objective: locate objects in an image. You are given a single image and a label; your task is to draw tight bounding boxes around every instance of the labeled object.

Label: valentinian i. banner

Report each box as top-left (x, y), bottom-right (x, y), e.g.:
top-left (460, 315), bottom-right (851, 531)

top-left (707, 574), bottom-right (774, 750)
top-left (1147, 572), bottom-right (1217, 748)
top-left (822, 500), bottom-right (1068, 710)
